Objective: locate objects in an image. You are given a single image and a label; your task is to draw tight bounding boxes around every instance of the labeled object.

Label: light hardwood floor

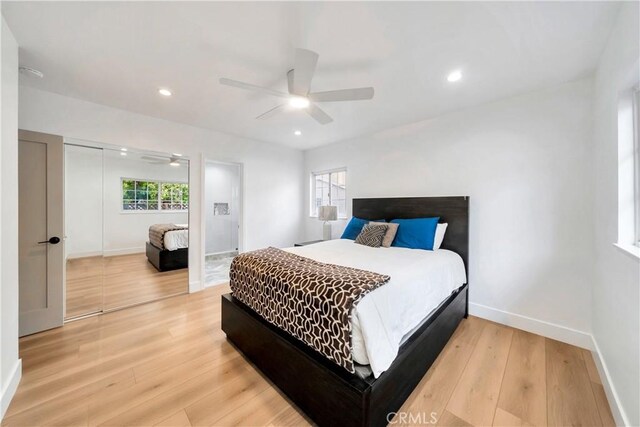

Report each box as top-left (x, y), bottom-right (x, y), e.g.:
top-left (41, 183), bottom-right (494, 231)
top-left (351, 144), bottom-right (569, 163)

top-left (4, 284), bottom-right (615, 426)
top-left (66, 253), bottom-right (188, 318)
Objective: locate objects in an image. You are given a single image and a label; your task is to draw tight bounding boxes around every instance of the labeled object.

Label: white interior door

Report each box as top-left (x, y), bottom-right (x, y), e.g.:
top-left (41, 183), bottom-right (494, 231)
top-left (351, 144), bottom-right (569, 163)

top-left (18, 130), bottom-right (64, 336)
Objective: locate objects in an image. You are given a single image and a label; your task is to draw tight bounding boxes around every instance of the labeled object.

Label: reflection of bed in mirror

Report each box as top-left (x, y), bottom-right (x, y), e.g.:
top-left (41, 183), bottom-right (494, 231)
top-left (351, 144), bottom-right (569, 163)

top-left (64, 144), bottom-right (190, 319)
top-left (146, 223), bottom-right (189, 271)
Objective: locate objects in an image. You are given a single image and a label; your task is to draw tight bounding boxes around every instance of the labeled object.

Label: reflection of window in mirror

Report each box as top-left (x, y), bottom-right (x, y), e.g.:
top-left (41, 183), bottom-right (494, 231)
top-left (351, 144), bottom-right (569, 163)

top-left (121, 178), bottom-right (189, 212)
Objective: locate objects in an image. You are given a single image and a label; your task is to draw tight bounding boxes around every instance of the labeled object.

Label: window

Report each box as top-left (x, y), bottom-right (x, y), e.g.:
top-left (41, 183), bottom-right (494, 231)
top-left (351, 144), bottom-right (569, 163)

top-left (122, 179), bottom-right (188, 211)
top-left (634, 88), bottom-right (640, 246)
top-left (310, 169), bottom-right (346, 218)
top-left (617, 85), bottom-right (640, 252)
top-left (160, 182), bottom-right (189, 211)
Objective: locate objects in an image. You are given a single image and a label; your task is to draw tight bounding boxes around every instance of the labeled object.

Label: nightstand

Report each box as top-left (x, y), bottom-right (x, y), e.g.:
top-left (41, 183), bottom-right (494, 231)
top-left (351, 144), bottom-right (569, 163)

top-left (294, 239), bottom-right (324, 247)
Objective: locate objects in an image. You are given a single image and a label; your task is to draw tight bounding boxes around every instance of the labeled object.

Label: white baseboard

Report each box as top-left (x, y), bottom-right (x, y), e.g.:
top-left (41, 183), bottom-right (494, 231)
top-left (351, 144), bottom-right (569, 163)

top-left (469, 302), bottom-right (593, 349)
top-left (1, 359), bottom-right (21, 420)
top-left (590, 336), bottom-right (629, 426)
top-left (66, 251), bottom-right (103, 260)
top-left (67, 247), bottom-right (145, 258)
top-left (189, 280), bottom-right (202, 293)
top-left (103, 247), bottom-right (145, 257)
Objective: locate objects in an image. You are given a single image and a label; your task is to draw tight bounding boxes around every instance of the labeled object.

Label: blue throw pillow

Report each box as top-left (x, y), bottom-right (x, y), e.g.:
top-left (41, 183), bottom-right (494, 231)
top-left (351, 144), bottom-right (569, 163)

top-left (341, 217), bottom-right (386, 240)
top-left (390, 217), bottom-right (440, 250)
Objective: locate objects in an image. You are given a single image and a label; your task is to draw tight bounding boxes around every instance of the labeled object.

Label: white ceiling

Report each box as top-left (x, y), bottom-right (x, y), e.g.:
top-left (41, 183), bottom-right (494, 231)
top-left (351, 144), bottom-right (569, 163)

top-left (3, 1), bottom-right (619, 150)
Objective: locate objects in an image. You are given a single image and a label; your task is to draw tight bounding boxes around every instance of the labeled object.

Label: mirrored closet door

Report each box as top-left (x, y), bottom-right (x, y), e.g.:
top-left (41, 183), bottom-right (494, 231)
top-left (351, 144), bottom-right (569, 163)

top-left (64, 145), bottom-right (104, 318)
top-left (64, 143), bottom-right (189, 320)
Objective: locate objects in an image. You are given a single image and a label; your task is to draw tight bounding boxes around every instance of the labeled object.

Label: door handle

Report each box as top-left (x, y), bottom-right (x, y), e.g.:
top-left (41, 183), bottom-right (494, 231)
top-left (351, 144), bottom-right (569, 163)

top-left (38, 236), bottom-right (61, 245)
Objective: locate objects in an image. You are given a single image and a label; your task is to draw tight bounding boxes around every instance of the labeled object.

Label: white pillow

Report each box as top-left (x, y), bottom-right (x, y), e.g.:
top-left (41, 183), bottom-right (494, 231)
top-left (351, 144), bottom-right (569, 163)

top-left (433, 223), bottom-right (448, 250)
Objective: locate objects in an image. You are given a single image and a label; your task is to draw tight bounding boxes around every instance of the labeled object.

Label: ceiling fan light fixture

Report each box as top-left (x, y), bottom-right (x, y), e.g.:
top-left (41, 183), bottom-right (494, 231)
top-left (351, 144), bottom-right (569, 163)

top-left (447, 70), bottom-right (462, 83)
top-left (289, 97), bottom-right (310, 109)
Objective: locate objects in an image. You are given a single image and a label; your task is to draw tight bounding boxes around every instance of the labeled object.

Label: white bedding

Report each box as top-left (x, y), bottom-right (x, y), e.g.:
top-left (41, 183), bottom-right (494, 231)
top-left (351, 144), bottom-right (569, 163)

top-left (285, 239), bottom-right (466, 378)
top-left (164, 224), bottom-right (189, 250)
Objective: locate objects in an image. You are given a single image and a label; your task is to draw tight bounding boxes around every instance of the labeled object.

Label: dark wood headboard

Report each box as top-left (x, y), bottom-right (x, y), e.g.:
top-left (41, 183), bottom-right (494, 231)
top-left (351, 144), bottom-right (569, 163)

top-left (352, 196), bottom-right (469, 274)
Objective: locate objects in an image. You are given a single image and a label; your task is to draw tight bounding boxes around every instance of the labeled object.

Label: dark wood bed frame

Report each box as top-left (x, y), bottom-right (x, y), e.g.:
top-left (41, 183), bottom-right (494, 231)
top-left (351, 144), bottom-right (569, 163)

top-left (145, 241), bottom-right (188, 272)
top-left (221, 196), bottom-right (469, 427)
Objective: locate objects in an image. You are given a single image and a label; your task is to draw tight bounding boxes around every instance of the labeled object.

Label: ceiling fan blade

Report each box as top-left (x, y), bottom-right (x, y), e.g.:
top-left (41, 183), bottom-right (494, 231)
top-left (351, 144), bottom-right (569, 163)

top-left (306, 103), bottom-right (333, 125)
top-left (292, 48), bottom-right (318, 95)
top-left (256, 104), bottom-right (286, 120)
top-left (309, 87), bottom-right (374, 102)
top-left (140, 155), bottom-right (166, 162)
top-left (219, 78), bottom-right (289, 99)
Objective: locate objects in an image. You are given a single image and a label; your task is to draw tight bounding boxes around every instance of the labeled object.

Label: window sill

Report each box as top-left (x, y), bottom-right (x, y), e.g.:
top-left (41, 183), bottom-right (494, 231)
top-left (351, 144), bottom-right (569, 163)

top-left (613, 243), bottom-right (640, 261)
top-left (120, 210), bottom-right (189, 215)
top-left (309, 216), bottom-right (348, 220)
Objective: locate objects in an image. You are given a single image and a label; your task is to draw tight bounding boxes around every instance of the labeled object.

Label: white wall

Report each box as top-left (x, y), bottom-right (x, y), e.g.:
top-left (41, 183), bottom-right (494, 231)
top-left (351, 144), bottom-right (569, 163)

top-left (19, 86), bottom-right (305, 290)
top-left (591, 3), bottom-right (640, 425)
top-left (304, 79), bottom-right (595, 345)
top-left (205, 161), bottom-right (240, 255)
top-left (0, 16), bottom-right (21, 420)
top-left (64, 145), bottom-right (103, 257)
top-left (102, 151), bottom-right (188, 256)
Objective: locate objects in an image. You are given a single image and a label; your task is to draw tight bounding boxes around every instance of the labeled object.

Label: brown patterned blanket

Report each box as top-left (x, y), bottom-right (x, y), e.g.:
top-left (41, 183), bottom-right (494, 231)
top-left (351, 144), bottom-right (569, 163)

top-left (148, 223), bottom-right (188, 250)
top-left (229, 247), bottom-right (390, 373)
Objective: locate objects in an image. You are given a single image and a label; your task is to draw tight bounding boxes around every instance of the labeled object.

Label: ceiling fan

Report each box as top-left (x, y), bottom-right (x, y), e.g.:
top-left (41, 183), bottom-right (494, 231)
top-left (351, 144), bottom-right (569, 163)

top-left (141, 155), bottom-right (183, 166)
top-left (219, 48), bottom-right (374, 125)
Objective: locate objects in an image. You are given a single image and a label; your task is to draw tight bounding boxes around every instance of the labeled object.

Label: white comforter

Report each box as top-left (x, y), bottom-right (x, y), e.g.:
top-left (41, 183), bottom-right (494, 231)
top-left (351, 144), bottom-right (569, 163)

top-left (285, 239), bottom-right (466, 378)
top-left (164, 224), bottom-right (189, 250)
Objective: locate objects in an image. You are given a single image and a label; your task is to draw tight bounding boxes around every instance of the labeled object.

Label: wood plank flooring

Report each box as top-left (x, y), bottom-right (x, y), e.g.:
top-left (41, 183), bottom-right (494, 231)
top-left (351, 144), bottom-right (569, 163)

top-left (4, 284), bottom-right (615, 426)
top-left (66, 253), bottom-right (188, 318)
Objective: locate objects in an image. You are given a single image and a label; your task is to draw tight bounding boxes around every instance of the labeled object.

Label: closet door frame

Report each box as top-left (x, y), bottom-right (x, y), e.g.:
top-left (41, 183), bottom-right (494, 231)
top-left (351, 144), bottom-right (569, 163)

top-left (200, 157), bottom-right (244, 291)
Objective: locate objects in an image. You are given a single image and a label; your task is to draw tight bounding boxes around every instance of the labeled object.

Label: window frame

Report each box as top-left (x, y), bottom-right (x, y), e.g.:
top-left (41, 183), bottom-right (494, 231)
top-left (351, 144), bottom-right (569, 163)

top-left (633, 87), bottom-right (640, 247)
top-left (309, 167), bottom-right (347, 219)
top-left (120, 177), bottom-right (189, 214)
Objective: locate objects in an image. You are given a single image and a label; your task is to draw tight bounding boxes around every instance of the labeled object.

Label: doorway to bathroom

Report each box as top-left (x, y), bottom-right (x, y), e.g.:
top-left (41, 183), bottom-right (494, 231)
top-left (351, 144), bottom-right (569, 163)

top-left (204, 160), bottom-right (242, 286)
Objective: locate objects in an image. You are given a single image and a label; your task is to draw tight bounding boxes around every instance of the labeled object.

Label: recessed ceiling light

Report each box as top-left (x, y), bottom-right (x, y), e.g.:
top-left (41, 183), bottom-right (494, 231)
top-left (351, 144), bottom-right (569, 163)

top-left (120, 148), bottom-right (127, 152)
top-left (158, 88), bottom-right (172, 97)
top-left (447, 70), bottom-right (462, 83)
top-left (120, 152), bottom-right (127, 156)
top-left (289, 97), bottom-right (310, 109)
top-left (294, 130), bottom-right (302, 136)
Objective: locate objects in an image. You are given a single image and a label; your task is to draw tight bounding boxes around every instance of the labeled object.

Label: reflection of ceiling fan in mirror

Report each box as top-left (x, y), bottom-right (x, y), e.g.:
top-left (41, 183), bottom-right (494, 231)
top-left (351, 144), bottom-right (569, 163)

top-left (219, 48), bottom-right (375, 124)
top-left (140, 155), bottom-right (183, 166)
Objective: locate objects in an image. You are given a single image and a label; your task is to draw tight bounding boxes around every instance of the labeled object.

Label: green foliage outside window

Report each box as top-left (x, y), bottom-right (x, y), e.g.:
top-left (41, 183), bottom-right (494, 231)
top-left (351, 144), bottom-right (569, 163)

top-left (122, 179), bottom-right (188, 211)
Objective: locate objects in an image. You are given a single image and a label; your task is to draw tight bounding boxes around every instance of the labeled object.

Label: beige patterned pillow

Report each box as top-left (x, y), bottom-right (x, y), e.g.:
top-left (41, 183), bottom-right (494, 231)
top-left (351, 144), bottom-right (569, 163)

top-left (354, 224), bottom-right (388, 248)
top-left (370, 221), bottom-right (398, 248)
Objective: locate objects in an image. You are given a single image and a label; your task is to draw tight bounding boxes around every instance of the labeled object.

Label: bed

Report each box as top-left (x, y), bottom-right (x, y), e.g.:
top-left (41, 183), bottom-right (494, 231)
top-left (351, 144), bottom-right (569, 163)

top-left (221, 196), bottom-right (469, 427)
top-left (146, 223), bottom-right (189, 272)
